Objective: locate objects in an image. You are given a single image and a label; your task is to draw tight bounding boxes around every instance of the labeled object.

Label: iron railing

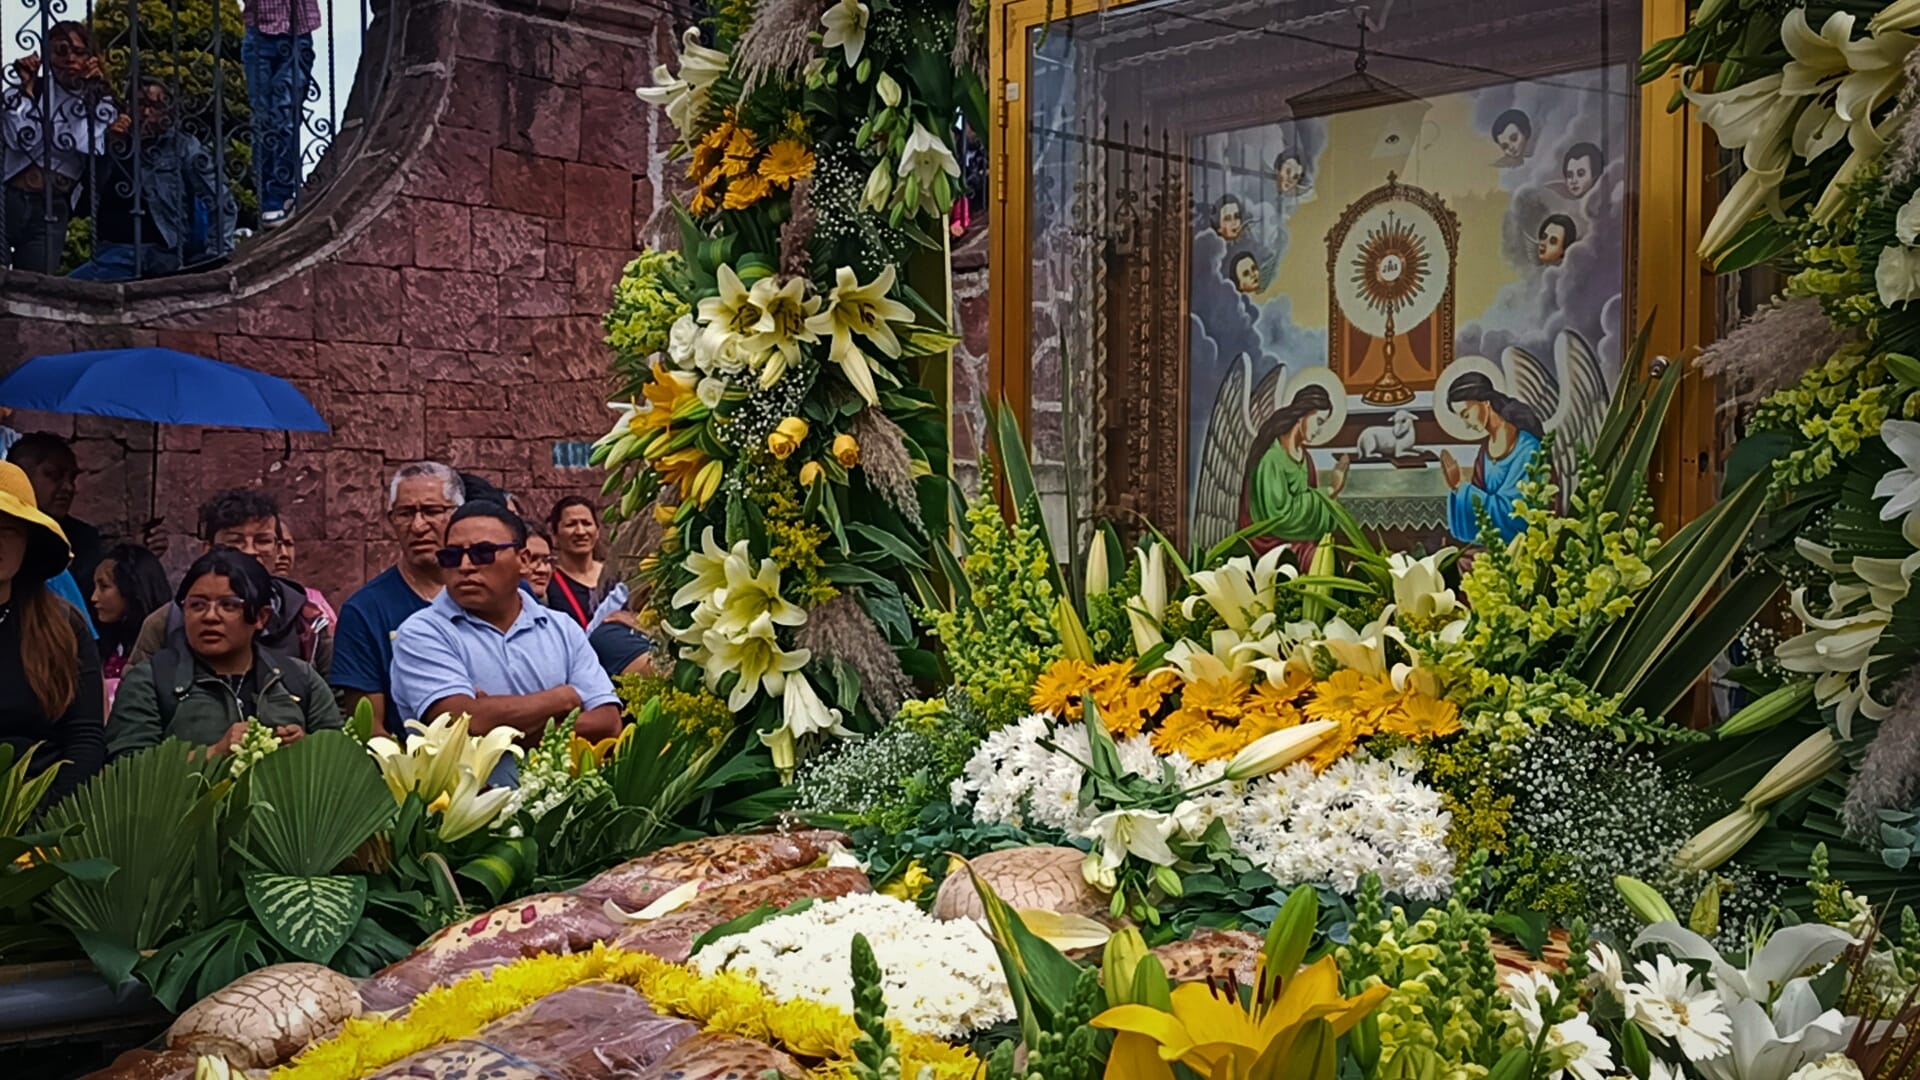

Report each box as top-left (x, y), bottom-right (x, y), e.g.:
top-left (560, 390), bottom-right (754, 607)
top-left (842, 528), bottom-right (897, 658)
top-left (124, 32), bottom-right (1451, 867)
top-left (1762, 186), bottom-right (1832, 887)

top-left (1, 0), bottom-right (375, 280)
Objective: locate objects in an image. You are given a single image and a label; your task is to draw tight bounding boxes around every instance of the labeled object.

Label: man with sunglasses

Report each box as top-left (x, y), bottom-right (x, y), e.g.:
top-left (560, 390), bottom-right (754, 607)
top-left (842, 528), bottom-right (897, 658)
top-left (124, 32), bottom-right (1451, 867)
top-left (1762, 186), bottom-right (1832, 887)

top-left (390, 502), bottom-right (621, 773)
top-left (107, 547), bottom-right (341, 758)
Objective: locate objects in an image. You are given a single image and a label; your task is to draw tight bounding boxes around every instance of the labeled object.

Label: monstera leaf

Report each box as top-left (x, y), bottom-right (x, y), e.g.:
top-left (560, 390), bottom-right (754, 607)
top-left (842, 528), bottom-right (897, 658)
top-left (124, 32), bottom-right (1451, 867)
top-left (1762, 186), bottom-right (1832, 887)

top-left (243, 873), bottom-right (367, 964)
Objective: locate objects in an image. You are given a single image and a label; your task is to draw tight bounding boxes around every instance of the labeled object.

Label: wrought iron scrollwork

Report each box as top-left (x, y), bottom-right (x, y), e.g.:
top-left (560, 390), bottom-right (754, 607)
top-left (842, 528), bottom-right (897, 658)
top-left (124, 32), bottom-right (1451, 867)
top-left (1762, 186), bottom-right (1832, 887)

top-left (0, 0), bottom-right (377, 280)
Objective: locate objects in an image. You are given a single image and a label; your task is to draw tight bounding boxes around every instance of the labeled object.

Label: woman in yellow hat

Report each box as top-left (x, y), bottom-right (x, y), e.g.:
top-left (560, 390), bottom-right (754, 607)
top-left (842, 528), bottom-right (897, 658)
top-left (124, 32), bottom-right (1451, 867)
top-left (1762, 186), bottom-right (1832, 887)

top-left (0, 460), bottom-right (104, 806)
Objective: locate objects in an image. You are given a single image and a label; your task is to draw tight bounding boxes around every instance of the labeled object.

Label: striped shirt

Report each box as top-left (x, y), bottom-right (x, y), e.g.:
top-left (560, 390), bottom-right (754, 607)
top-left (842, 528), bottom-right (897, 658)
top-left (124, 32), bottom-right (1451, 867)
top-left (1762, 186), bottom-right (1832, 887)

top-left (244, 0), bottom-right (323, 36)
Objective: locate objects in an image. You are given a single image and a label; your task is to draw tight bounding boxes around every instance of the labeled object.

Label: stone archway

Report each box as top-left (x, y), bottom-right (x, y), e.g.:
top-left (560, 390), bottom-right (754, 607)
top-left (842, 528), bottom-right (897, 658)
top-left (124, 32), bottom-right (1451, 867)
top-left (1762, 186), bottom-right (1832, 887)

top-left (0, 0), bottom-right (670, 602)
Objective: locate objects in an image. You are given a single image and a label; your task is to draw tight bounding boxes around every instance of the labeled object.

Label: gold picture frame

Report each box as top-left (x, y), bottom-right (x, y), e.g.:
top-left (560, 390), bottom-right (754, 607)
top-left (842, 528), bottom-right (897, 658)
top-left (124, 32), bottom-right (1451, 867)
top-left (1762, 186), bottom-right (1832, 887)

top-left (984, 0), bottom-right (1719, 545)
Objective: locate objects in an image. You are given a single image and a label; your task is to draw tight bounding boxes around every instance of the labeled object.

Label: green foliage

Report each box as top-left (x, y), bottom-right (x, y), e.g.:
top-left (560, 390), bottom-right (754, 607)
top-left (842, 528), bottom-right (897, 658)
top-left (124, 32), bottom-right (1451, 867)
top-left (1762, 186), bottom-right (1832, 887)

top-left (235, 730), bottom-right (396, 877)
top-left (850, 932), bottom-right (902, 1080)
top-left (0, 743), bottom-right (59, 837)
top-left (794, 694), bottom-right (993, 831)
top-left (35, 740), bottom-right (225, 986)
top-left (1339, 876), bottom-right (1506, 1078)
top-left (926, 497), bottom-right (1063, 726)
top-left (242, 872), bottom-right (367, 964)
top-left (605, 250), bottom-right (694, 381)
top-left (600, 692), bottom-right (731, 854)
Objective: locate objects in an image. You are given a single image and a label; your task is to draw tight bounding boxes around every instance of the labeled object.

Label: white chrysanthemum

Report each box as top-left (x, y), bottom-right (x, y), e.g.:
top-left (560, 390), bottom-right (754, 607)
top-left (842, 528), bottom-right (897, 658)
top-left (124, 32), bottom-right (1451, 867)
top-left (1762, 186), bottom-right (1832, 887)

top-left (692, 893), bottom-right (1014, 1038)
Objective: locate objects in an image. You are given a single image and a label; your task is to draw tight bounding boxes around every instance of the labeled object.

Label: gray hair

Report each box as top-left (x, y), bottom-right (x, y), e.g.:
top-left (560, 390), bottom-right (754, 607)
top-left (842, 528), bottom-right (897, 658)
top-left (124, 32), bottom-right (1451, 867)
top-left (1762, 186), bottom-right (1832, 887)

top-left (387, 461), bottom-right (465, 509)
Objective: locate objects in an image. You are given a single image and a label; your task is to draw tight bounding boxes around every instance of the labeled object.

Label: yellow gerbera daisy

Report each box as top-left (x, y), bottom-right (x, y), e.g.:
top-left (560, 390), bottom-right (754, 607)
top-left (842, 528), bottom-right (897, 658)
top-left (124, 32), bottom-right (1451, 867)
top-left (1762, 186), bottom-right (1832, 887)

top-left (1150, 707), bottom-right (1211, 757)
top-left (1305, 669), bottom-right (1370, 723)
top-left (1031, 658), bottom-right (1093, 718)
top-left (723, 172), bottom-right (774, 209)
top-left (759, 139), bottom-right (817, 185)
top-left (1179, 676), bottom-right (1247, 722)
top-left (689, 186), bottom-right (718, 215)
top-left (1385, 693), bottom-right (1462, 740)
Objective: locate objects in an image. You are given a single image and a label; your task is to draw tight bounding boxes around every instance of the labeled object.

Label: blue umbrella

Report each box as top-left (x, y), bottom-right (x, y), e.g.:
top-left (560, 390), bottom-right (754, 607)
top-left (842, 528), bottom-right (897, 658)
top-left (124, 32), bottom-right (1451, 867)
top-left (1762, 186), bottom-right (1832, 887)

top-left (0, 347), bottom-right (328, 431)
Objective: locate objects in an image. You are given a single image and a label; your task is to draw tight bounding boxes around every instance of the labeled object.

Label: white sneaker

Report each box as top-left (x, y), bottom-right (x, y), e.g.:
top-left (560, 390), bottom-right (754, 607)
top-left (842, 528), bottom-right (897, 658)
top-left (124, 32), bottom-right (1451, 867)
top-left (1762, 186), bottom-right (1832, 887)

top-left (261, 207), bottom-right (291, 228)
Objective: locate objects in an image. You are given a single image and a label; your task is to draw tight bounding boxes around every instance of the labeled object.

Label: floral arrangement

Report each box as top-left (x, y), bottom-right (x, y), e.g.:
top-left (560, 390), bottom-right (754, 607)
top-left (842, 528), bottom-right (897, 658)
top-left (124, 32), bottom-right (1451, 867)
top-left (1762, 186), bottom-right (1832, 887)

top-left (1637, 0), bottom-right (1920, 913)
top-left (691, 892), bottom-right (1014, 1038)
top-left (271, 941), bottom-right (981, 1080)
top-left (594, 0), bottom-right (982, 780)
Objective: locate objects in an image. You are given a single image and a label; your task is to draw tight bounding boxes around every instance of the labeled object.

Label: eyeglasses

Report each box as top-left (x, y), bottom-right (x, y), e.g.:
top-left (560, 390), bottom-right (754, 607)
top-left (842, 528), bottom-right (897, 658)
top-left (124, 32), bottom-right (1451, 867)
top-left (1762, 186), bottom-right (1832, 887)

top-left (435, 541), bottom-right (519, 569)
top-left (183, 596), bottom-right (247, 617)
top-left (525, 553), bottom-right (555, 568)
top-left (389, 504), bottom-right (456, 526)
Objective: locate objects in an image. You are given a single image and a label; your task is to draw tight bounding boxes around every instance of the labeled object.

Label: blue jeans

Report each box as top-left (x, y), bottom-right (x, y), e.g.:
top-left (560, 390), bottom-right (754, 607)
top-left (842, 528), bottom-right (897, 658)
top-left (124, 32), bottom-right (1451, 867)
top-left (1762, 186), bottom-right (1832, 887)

top-left (69, 242), bottom-right (183, 281)
top-left (242, 28), bottom-right (314, 214)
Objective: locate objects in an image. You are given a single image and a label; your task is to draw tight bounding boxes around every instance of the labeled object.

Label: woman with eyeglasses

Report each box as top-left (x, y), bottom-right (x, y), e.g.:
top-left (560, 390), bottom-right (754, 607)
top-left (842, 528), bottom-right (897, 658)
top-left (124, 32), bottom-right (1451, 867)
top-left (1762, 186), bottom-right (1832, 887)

top-left (520, 524), bottom-right (555, 599)
top-left (107, 548), bottom-right (341, 759)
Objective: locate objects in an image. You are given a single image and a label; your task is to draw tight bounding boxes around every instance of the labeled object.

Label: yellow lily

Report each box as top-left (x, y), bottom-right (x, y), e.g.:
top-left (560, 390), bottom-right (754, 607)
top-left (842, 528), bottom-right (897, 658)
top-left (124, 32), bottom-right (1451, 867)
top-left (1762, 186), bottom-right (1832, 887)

top-left (1092, 956), bottom-right (1388, 1080)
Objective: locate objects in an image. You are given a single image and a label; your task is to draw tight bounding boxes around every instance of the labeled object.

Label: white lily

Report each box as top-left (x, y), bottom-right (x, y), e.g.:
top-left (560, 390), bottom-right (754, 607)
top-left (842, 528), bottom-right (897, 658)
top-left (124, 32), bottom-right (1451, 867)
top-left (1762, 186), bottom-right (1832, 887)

top-left (777, 671), bottom-right (853, 740)
top-left (1179, 547), bottom-right (1293, 632)
top-left (747, 275), bottom-right (822, 387)
top-left (1127, 542), bottom-right (1171, 653)
top-left (434, 765), bottom-right (515, 842)
top-left (671, 527), bottom-right (738, 610)
top-left (1221, 721), bottom-right (1339, 781)
top-left (702, 613), bottom-right (811, 711)
top-left (820, 0), bottom-right (869, 68)
top-left (695, 265), bottom-right (764, 366)
top-left (1874, 419), bottom-right (1920, 541)
top-left (1084, 537), bottom-right (1110, 597)
top-left (804, 265), bottom-right (915, 406)
top-left (1687, 69), bottom-right (1796, 259)
top-left (896, 122), bottom-right (962, 215)
top-left (635, 27), bottom-right (730, 136)
top-left (1313, 610), bottom-right (1402, 677)
top-left (1694, 986), bottom-right (1855, 1080)
top-left (1386, 549), bottom-right (1459, 621)
top-left (1777, 586), bottom-right (1893, 737)
top-left (1634, 921), bottom-right (1856, 1004)
top-left (712, 546), bottom-right (807, 639)
top-left (367, 713), bottom-right (522, 806)
top-left (1081, 808), bottom-right (1179, 870)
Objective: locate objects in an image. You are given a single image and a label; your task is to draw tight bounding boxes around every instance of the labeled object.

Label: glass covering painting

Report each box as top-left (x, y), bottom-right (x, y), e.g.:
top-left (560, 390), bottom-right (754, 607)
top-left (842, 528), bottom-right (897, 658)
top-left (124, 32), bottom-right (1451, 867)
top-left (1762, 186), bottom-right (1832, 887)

top-left (1018, 0), bottom-right (1643, 553)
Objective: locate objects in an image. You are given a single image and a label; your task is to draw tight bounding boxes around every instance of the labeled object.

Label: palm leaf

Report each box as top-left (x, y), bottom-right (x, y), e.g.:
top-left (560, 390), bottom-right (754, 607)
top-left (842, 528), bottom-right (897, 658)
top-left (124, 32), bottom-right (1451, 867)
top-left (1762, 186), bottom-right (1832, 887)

top-left (1581, 472), bottom-right (1768, 696)
top-left (1602, 358), bottom-right (1683, 517)
top-left (1621, 563), bottom-right (1782, 718)
top-left (235, 731), bottom-right (397, 877)
top-left (35, 740), bottom-right (224, 986)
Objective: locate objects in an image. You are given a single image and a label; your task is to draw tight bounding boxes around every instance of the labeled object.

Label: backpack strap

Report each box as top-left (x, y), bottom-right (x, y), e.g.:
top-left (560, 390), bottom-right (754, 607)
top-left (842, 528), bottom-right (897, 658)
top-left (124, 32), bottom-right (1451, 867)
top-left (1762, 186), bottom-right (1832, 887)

top-left (151, 646), bottom-right (186, 727)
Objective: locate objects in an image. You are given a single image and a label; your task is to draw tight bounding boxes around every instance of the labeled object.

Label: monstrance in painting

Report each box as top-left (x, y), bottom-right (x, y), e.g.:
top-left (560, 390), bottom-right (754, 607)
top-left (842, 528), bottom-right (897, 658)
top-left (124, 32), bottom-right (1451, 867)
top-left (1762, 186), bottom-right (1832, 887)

top-left (1326, 176), bottom-right (1458, 404)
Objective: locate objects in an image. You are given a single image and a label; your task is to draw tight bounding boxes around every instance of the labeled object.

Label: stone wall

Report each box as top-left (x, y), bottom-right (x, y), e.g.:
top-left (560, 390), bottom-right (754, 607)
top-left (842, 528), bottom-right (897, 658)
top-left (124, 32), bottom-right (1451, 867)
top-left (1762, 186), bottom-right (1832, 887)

top-left (0, 0), bottom-right (670, 605)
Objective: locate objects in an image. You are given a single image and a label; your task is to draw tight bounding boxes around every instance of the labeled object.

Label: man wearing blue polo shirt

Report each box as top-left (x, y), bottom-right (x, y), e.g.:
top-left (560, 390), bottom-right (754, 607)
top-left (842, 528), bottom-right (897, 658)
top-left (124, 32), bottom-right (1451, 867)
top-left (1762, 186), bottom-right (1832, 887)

top-left (389, 502), bottom-right (622, 774)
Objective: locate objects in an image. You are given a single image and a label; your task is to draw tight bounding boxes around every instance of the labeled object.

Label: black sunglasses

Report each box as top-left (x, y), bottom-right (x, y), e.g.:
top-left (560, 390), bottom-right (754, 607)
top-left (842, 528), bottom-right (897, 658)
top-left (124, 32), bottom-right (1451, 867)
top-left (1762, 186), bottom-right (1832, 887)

top-left (435, 541), bottom-right (520, 569)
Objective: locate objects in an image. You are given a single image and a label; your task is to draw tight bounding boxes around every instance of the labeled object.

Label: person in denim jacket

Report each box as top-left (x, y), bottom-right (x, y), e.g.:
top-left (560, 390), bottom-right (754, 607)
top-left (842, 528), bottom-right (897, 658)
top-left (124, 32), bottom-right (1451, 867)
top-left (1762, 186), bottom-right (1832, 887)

top-left (70, 80), bottom-right (236, 280)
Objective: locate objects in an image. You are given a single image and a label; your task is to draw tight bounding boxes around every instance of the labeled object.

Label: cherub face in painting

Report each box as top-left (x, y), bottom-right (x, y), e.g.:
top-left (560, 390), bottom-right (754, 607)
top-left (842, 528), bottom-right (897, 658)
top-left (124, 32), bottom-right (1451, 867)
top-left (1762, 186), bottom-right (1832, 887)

top-left (1232, 253), bottom-right (1260, 294)
top-left (1217, 199), bottom-right (1244, 241)
top-left (1496, 123), bottom-right (1526, 158)
top-left (1564, 152), bottom-right (1599, 198)
top-left (1276, 155), bottom-right (1305, 195)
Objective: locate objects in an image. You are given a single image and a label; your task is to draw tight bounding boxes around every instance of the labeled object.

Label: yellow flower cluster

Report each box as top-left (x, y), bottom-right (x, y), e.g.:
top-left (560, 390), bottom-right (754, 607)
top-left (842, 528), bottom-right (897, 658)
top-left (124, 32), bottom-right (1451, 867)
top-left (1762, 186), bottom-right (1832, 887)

top-left (689, 109), bottom-right (816, 215)
top-left (1031, 659), bottom-right (1460, 767)
top-left (273, 944), bottom-right (978, 1080)
top-left (1029, 658), bottom-right (1174, 737)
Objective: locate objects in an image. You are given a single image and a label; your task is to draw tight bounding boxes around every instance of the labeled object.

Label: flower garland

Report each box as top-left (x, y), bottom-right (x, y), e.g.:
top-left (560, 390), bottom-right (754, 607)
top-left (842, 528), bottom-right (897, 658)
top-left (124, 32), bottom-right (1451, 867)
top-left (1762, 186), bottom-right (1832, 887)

top-left (691, 893), bottom-right (1014, 1038)
top-left (598, 0), bottom-right (979, 771)
top-left (271, 943), bottom-right (980, 1080)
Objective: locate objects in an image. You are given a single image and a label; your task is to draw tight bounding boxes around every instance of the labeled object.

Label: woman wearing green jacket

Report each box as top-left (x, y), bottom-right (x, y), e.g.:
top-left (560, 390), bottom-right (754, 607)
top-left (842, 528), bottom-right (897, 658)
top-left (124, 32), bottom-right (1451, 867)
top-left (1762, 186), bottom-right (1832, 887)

top-left (108, 548), bottom-right (340, 758)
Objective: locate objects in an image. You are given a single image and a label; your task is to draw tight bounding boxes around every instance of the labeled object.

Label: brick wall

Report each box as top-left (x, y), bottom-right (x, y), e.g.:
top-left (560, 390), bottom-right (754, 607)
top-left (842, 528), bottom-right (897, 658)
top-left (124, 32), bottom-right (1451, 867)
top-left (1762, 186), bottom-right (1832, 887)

top-left (0, 0), bottom-right (669, 606)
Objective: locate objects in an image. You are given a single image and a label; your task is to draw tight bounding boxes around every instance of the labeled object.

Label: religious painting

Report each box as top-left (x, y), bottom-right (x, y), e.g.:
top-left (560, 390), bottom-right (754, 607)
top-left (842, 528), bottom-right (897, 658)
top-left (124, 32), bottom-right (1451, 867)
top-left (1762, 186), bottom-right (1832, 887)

top-left (1185, 67), bottom-right (1627, 554)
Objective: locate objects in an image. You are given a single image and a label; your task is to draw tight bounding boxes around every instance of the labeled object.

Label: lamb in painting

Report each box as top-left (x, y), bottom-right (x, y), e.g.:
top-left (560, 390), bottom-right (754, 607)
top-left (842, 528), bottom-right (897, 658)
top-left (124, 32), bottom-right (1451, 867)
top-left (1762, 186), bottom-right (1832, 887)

top-left (1357, 410), bottom-right (1418, 459)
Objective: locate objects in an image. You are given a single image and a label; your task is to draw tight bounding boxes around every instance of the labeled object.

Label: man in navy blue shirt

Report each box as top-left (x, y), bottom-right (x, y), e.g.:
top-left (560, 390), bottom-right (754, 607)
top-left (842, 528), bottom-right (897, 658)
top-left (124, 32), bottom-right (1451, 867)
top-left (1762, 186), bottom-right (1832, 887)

top-left (330, 461), bottom-right (463, 734)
